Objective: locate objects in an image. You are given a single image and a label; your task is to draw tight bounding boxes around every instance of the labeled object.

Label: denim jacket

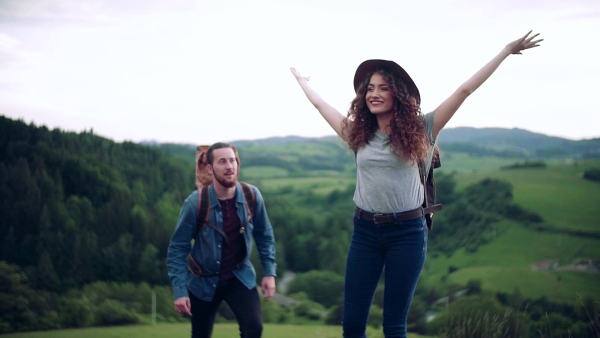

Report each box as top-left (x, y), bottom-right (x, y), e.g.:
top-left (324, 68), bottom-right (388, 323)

top-left (166, 182), bottom-right (276, 301)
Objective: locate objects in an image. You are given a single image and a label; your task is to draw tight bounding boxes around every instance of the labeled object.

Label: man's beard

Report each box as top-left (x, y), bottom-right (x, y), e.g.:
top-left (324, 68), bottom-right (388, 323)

top-left (214, 171), bottom-right (237, 188)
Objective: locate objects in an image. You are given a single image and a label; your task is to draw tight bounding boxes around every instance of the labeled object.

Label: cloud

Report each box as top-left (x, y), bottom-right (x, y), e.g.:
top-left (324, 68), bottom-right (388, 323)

top-left (0, 0), bottom-right (598, 143)
top-left (0, 0), bottom-right (199, 26)
top-left (0, 33), bottom-right (20, 64)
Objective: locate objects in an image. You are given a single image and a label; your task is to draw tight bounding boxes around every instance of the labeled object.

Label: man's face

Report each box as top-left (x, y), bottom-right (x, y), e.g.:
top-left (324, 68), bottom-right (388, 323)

top-left (209, 147), bottom-right (238, 188)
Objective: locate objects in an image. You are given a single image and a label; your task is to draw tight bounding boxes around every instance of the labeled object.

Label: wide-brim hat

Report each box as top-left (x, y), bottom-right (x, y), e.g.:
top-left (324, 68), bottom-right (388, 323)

top-left (353, 59), bottom-right (420, 104)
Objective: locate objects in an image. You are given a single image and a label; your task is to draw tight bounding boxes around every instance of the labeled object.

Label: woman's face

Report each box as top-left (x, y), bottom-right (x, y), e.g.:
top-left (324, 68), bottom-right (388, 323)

top-left (365, 72), bottom-right (394, 116)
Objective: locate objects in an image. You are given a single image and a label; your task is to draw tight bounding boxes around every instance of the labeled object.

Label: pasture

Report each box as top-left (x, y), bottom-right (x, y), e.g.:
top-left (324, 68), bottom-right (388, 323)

top-left (423, 220), bottom-right (600, 304)
top-left (445, 157), bottom-right (600, 232)
top-left (0, 323), bottom-right (429, 338)
top-left (427, 157), bottom-right (600, 304)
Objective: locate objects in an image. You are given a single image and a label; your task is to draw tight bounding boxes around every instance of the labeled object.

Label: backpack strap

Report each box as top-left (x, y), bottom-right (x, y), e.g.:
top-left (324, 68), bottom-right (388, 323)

top-left (189, 183), bottom-right (255, 278)
top-left (240, 182), bottom-right (256, 221)
top-left (195, 185), bottom-right (227, 242)
top-left (195, 183), bottom-right (256, 238)
top-left (419, 147), bottom-right (443, 230)
top-left (196, 186), bottom-right (210, 234)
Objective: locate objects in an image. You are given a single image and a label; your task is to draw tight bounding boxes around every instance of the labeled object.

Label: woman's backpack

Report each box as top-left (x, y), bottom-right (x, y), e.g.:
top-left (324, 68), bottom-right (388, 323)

top-left (418, 145), bottom-right (443, 230)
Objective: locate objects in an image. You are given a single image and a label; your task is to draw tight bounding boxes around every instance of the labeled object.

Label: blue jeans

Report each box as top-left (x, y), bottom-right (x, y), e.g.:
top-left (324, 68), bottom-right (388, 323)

top-left (342, 210), bottom-right (428, 338)
top-left (189, 277), bottom-right (263, 338)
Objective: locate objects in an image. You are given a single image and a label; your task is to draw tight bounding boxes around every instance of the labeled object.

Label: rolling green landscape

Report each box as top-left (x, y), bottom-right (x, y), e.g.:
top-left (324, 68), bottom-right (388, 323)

top-left (1, 115), bottom-right (599, 337)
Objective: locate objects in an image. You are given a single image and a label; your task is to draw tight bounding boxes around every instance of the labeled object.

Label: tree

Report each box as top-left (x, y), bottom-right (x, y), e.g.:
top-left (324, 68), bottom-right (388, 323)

top-left (0, 261), bottom-right (59, 333)
top-left (466, 279), bottom-right (482, 295)
top-left (100, 234), bottom-right (135, 282)
top-left (582, 168), bottom-right (600, 182)
top-left (138, 244), bottom-right (163, 285)
top-left (287, 270), bottom-right (344, 308)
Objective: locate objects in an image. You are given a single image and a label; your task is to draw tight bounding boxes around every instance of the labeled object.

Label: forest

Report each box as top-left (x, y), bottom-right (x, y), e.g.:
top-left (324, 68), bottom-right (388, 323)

top-left (1, 115), bottom-right (599, 337)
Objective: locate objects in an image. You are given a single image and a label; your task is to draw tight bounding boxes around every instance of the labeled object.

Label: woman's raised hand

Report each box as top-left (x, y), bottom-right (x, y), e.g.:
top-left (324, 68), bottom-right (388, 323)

top-left (505, 30), bottom-right (543, 55)
top-left (290, 67), bottom-right (310, 82)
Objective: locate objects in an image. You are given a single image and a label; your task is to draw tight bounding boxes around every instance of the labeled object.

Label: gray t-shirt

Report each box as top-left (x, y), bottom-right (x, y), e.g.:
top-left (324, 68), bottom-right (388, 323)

top-left (353, 112), bottom-right (436, 213)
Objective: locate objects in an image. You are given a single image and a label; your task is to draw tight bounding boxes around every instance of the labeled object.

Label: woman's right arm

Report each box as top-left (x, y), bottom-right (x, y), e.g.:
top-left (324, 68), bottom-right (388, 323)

top-left (290, 67), bottom-right (346, 138)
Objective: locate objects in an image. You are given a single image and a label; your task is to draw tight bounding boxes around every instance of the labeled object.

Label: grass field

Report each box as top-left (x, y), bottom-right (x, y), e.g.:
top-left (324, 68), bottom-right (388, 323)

top-left (444, 157), bottom-right (600, 232)
top-left (256, 176), bottom-right (355, 196)
top-left (423, 220), bottom-right (600, 304)
top-left (243, 166), bottom-right (290, 179)
top-left (0, 323), bottom-right (430, 338)
top-left (438, 152), bottom-right (526, 173)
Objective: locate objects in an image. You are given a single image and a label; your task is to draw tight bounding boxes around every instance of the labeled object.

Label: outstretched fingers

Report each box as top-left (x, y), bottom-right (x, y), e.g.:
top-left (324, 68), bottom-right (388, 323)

top-left (524, 32), bottom-right (543, 49)
top-left (290, 67), bottom-right (310, 81)
top-left (509, 31), bottom-right (543, 55)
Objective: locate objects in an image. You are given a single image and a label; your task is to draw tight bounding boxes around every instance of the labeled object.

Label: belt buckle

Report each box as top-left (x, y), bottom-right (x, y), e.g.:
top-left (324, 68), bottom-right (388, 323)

top-left (373, 213), bottom-right (385, 224)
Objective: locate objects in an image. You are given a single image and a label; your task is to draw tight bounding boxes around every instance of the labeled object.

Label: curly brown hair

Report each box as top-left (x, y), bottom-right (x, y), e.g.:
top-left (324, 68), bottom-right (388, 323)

top-left (342, 69), bottom-right (428, 163)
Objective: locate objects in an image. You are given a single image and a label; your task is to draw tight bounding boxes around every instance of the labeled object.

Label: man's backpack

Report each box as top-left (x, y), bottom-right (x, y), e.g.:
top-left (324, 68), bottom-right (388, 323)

top-left (186, 145), bottom-right (257, 278)
top-left (418, 144), bottom-right (443, 230)
top-left (194, 145), bottom-right (256, 237)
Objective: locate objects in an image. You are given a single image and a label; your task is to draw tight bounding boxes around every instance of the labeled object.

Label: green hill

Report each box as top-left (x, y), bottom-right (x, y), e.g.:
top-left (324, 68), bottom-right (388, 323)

top-left (0, 115), bottom-right (192, 290)
top-left (2, 115), bottom-right (599, 336)
top-left (424, 220), bottom-right (600, 304)
top-left (438, 127), bottom-right (600, 158)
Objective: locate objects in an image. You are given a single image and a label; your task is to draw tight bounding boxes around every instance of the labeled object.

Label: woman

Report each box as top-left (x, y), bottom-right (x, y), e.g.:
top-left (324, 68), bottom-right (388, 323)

top-left (290, 31), bottom-right (542, 338)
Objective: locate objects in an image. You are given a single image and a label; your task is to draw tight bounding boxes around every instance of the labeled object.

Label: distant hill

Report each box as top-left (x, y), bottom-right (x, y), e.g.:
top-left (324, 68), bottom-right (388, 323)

top-left (233, 135), bottom-right (339, 147)
top-left (230, 127), bottom-right (600, 157)
top-left (438, 127), bottom-right (569, 146)
top-left (150, 127), bottom-right (600, 177)
top-left (437, 127), bottom-right (600, 158)
top-left (225, 127), bottom-right (600, 160)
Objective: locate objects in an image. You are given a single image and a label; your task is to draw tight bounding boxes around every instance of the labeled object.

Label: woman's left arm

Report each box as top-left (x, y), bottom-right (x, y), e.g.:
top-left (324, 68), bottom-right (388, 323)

top-left (432, 30), bottom-right (543, 137)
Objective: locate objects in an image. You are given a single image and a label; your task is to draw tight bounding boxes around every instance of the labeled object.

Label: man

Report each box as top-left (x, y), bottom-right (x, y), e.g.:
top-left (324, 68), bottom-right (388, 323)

top-left (167, 142), bottom-right (277, 338)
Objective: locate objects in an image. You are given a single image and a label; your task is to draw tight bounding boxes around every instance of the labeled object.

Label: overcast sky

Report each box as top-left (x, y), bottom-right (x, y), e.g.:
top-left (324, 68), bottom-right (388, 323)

top-left (1, 0), bottom-right (598, 145)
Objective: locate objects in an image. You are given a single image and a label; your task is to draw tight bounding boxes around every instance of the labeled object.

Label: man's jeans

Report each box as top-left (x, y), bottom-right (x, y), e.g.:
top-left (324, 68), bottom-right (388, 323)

top-left (342, 212), bottom-right (428, 338)
top-left (189, 277), bottom-right (262, 338)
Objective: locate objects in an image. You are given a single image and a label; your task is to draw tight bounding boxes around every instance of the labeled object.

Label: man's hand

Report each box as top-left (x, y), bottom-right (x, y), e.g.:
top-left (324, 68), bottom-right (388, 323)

top-left (261, 276), bottom-right (276, 301)
top-left (174, 297), bottom-right (192, 317)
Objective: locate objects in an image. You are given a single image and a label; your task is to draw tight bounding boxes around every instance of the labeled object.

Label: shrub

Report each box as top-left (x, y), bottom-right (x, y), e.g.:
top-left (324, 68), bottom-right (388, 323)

top-left (530, 313), bottom-right (574, 337)
top-left (60, 296), bottom-right (94, 328)
top-left (93, 299), bottom-right (139, 326)
top-left (466, 279), bottom-right (482, 295)
top-left (261, 299), bottom-right (285, 323)
top-left (583, 168), bottom-right (600, 182)
top-left (501, 161), bottom-right (547, 170)
top-left (428, 295), bottom-right (528, 338)
top-left (292, 299), bottom-right (326, 321)
top-left (287, 270), bottom-right (344, 308)
top-left (325, 305), bottom-right (343, 325)
top-left (367, 305), bottom-right (383, 329)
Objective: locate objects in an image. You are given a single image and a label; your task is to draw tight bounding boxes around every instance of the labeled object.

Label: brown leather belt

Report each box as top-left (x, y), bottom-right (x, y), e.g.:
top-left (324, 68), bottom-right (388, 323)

top-left (355, 206), bottom-right (430, 224)
top-left (187, 254), bottom-right (245, 278)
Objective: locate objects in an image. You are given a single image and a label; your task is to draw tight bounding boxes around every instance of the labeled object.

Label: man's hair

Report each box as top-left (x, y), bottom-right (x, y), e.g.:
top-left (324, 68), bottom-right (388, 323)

top-left (206, 142), bottom-right (239, 166)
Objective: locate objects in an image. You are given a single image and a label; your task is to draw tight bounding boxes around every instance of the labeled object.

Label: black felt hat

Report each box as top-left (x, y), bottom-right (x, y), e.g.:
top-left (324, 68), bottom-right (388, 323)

top-left (353, 59), bottom-right (420, 103)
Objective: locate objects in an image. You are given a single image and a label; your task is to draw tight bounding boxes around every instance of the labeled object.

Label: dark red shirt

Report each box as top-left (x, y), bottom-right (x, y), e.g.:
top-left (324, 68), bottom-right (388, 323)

top-left (218, 197), bottom-right (246, 281)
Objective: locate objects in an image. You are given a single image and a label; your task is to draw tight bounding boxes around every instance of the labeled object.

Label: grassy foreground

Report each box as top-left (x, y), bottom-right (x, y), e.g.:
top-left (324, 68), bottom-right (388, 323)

top-left (0, 323), bottom-right (430, 338)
